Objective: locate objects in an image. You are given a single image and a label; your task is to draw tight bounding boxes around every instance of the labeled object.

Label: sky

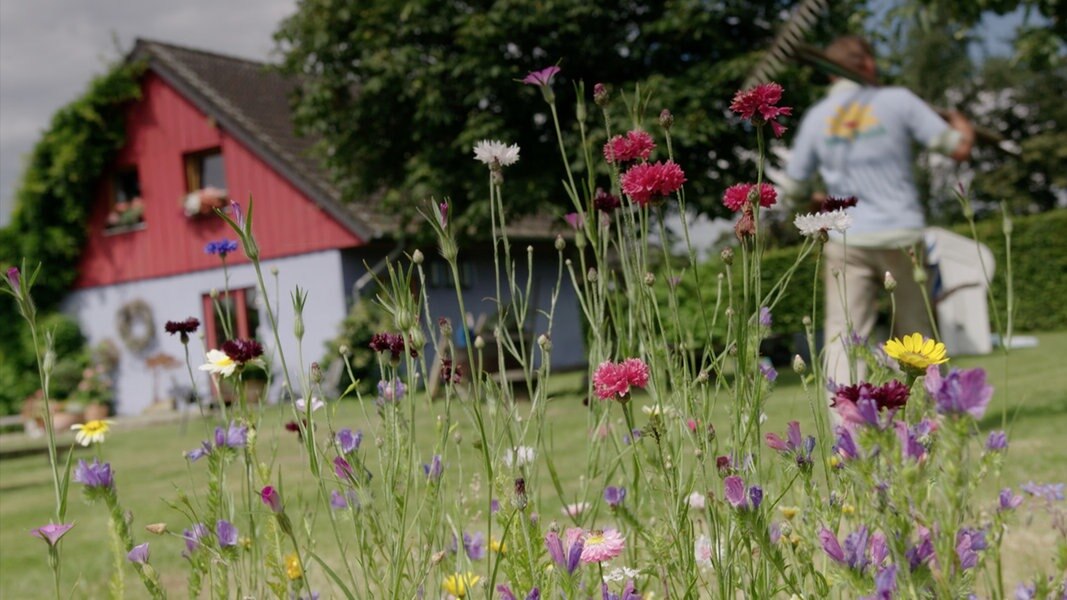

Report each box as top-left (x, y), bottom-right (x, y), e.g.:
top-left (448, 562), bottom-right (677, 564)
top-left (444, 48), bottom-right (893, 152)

top-left (0, 2), bottom-right (1035, 228)
top-left (0, 0), bottom-right (297, 227)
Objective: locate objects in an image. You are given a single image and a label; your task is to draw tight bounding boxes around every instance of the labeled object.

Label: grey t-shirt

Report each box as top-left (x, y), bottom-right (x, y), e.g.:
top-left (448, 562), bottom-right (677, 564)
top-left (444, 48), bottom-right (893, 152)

top-left (786, 80), bottom-right (950, 238)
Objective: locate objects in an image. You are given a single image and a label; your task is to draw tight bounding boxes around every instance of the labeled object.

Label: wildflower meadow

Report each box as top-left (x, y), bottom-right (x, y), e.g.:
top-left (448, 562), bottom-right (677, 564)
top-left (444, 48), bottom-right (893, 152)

top-left (3, 66), bottom-right (1065, 600)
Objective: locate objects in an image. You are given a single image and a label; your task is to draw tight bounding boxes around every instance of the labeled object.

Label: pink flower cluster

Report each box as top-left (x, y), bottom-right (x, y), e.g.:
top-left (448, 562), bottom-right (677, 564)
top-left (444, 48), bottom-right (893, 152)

top-left (729, 82), bottom-right (793, 137)
top-left (722, 183), bottom-right (777, 212)
top-left (620, 161), bottom-right (686, 206)
top-left (603, 130), bottom-right (655, 164)
top-left (593, 358), bottom-right (650, 401)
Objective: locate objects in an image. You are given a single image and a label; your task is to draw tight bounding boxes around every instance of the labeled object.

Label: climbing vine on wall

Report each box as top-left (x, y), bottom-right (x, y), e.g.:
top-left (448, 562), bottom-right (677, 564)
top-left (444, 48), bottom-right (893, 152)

top-left (0, 60), bottom-right (144, 415)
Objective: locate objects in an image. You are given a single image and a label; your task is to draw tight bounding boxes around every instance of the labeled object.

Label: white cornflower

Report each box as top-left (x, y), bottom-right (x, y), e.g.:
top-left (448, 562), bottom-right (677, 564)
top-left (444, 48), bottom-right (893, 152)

top-left (199, 349), bottom-right (236, 377)
top-left (793, 209), bottom-right (852, 236)
top-left (295, 397), bottom-right (324, 412)
top-left (602, 566), bottom-right (641, 583)
top-left (503, 446), bottom-right (535, 468)
top-left (473, 140), bottom-right (520, 168)
top-left (687, 491), bottom-right (707, 510)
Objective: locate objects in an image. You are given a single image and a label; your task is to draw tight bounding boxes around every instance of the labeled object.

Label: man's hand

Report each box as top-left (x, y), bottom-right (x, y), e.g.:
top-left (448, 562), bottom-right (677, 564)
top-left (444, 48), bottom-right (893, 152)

top-left (948, 110), bottom-right (976, 162)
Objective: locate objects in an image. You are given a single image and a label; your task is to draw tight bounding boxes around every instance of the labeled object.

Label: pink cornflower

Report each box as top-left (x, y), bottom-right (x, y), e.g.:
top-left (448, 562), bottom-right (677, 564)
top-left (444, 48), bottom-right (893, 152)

top-left (729, 82), bottom-right (793, 137)
top-left (580, 528), bottom-right (625, 563)
top-left (620, 161), bottom-right (686, 206)
top-left (603, 130), bottom-right (656, 164)
top-left (593, 358), bottom-right (650, 401)
top-left (722, 183), bottom-right (776, 212)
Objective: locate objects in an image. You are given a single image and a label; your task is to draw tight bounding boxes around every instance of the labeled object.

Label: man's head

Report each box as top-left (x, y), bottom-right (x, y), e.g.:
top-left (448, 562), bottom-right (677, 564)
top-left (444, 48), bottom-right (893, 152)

top-left (825, 35), bottom-right (877, 83)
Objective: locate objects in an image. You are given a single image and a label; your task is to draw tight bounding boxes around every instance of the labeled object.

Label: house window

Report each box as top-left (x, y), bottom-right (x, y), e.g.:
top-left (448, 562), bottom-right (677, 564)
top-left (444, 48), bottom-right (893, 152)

top-left (105, 167), bottom-right (145, 232)
top-left (428, 260), bottom-right (474, 289)
top-left (202, 287), bottom-right (261, 349)
top-left (183, 148), bottom-right (229, 216)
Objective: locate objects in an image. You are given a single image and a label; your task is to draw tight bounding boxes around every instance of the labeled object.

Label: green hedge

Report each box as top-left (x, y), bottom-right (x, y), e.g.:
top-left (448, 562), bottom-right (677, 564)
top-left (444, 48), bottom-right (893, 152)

top-left (666, 209), bottom-right (1067, 353)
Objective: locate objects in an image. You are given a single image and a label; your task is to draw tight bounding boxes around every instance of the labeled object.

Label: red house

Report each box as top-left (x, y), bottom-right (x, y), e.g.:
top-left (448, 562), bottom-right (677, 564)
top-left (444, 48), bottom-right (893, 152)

top-left (61, 39), bottom-right (586, 414)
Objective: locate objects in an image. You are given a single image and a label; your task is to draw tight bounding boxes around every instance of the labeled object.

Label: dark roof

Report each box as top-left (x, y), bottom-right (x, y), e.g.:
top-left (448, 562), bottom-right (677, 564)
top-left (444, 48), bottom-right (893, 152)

top-left (128, 38), bottom-right (391, 240)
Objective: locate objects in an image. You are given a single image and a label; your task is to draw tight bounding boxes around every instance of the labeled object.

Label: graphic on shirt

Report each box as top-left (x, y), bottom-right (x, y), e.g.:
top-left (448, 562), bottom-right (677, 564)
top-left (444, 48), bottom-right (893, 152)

top-left (825, 102), bottom-right (885, 141)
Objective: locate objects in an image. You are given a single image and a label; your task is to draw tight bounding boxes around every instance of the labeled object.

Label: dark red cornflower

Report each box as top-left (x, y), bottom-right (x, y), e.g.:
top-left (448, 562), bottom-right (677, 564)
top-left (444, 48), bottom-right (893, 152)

top-left (620, 160), bottom-right (686, 206)
top-left (284, 419), bottom-right (312, 440)
top-left (715, 455), bottom-right (732, 475)
top-left (819, 196), bottom-right (859, 213)
top-left (832, 381), bottom-right (910, 413)
top-left (221, 338), bottom-right (263, 363)
top-left (729, 82), bottom-right (793, 137)
top-left (369, 332), bottom-right (407, 361)
top-left (440, 358), bottom-right (462, 384)
top-left (165, 318), bottom-right (200, 335)
top-left (594, 187), bottom-right (621, 213)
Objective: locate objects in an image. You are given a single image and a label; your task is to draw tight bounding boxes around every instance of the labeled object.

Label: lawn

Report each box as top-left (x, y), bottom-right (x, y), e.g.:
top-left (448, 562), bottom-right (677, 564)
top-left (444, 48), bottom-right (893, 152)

top-left (1, 331), bottom-right (1064, 598)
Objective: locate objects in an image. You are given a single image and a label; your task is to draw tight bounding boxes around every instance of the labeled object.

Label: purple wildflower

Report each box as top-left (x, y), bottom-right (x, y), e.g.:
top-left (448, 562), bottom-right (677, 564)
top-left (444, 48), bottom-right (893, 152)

top-left (843, 527), bottom-right (871, 572)
top-left (330, 490), bottom-right (348, 510)
top-left (544, 531), bottom-right (566, 569)
top-left (183, 523), bottom-right (210, 554)
top-left (906, 527), bottom-right (935, 571)
top-left (999, 488), bottom-right (1023, 511)
top-left (765, 421), bottom-right (814, 468)
top-left (925, 365), bottom-right (994, 419)
top-left (336, 428), bottom-right (363, 454)
top-left (861, 565), bottom-right (897, 600)
top-left (955, 527), bottom-right (987, 570)
top-left (566, 535), bottom-right (584, 574)
top-left (986, 430), bottom-right (1008, 451)
top-left (333, 456), bottom-right (354, 481)
top-left (127, 542), bottom-right (150, 564)
top-left (723, 476), bottom-right (747, 508)
top-left (1014, 582), bottom-right (1037, 600)
top-left (437, 202), bottom-right (448, 228)
top-left (870, 533), bottom-right (888, 568)
top-left (31, 522), bottom-right (74, 547)
top-left (185, 440), bottom-right (213, 462)
top-left (214, 421), bottom-right (248, 449)
top-left (1021, 482), bottom-right (1065, 503)
top-left (604, 486), bottom-right (626, 508)
top-left (6, 267), bottom-right (19, 292)
top-left (229, 201), bottom-right (244, 228)
top-left (759, 361), bottom-right (778, 382)
top-left (491, 498), bottom-right (500, 513)
top-left (204, 239), bottom-right (239, 257)
top-left (73, 458), bottom-right (114, 490)
top-left (769, 522), bottom-right (782, 544)
top-left (894, 420), bottom-right (928, 462)
top-left (377, 379), bottom-right (406, 403)
top-left (522, 65), bottom-right (560, 86)
top-left (463, 532), bottom-right (486, 560)
top-left (423, 455), bottom-right (443, 481)
top-left (759, 306), bottom-right (772, 327)
top-left (834, 426), bottom-right (859, 462)
top-left (819, 527), bottom-right (846, 563)
top-left (748, 486), bottom-right (764, 509)
top-left (216, 520), bottom-right (238, 547)
top-left (564, 212), bottom-right (582, 230)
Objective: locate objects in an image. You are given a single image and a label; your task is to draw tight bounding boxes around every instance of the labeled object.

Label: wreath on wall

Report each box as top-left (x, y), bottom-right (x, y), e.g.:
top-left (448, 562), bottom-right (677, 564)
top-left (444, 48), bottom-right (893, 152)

top-left (116, 299), bottom-right (155, 354)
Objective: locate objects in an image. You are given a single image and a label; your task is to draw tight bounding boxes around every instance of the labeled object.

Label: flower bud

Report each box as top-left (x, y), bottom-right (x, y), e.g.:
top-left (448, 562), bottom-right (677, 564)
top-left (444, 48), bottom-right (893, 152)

top-left (438, 317), bottom-right (452, 337)
top-left (1001, 209), bottom-right (1013, 236)
top-left (43, 348), bottom-right (56, 376)
top-left (792, 354), bottom-right (807, 374)
top-left (593, 83), bottom-right (609, 107)
top-left (294, 315), bottom-right (304, 340)
top-left (721, 246), bottom-right (734, 266)
top-left (412, 249), bottom-right (424, 264)
top-left (802, 315), bottom-right (812, 327)
top-left (474, 335), bottom-right (485, 350)
top-left (453, 430), bottom-right (463, 445)
top-left (554, 235), bottom-right (566, 251)
top-left (587, 268), bottom-right (598, 283)
top-left (270, 266), bottom-right (279, 276)
top-left (310, 362), bottom-right (323, 384)
top-left (210, 288), bottom-right (219, 299)
top-left (338, 344), bottom-right (350, 357)
top-left (884, 271), bottom-right (897, 292)
top-left (659, 108), bottom-right (674, 130)
top-left (537, 334), bottom-right (552, 352)
top-left (644, 272), bottom-right (655, 286)
top-left (912, 264), bottom-right (927, 285)
top-left (695, 370), bottom-right (709, 384)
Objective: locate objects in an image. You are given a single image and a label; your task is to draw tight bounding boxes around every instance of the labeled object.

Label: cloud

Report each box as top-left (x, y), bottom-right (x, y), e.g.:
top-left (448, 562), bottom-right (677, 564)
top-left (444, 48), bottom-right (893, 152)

top-left (0, 0), bottom-right (296, 225)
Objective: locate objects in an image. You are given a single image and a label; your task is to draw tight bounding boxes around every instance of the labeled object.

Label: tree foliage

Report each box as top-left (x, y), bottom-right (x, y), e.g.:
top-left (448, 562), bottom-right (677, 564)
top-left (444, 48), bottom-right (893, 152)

top-left (274, 0), bottom-right (859, 233)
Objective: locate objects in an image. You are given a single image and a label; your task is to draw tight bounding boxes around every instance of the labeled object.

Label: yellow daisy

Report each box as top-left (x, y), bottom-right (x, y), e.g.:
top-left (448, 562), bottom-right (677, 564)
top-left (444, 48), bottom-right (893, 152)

top-left (442, 572), bottom-right (480, 598)
top-left (284, 553), bottom-right (302, 580)
top-left (71, 419), bottom-right (113, 446)
top-left (490, 537), bottom-right (507, 555)
top-left (883, 333), bottom-right (948, 371)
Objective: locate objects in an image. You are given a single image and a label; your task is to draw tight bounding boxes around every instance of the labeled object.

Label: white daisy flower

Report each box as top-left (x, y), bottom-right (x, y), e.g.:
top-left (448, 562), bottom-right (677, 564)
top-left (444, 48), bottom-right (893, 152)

top-left (295, 397), bottom-right (324, 412)
top-left (198, 349), bottom-right (236, 377)
top-left (503, 445), bottom-right (535, 468)
top-left (793, 209), bottom-right (852, 236)
top-left (71, 419), bottom-right (114, 446)
top-left (473, 140), bottom-right (520, 168)
top-left (602, 566), bottom-right (641, 583)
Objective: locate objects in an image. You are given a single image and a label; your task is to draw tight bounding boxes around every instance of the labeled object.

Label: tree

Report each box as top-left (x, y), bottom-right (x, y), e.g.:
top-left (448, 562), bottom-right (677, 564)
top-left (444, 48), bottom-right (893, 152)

top-left (274, 0), bottom-right (859, 234)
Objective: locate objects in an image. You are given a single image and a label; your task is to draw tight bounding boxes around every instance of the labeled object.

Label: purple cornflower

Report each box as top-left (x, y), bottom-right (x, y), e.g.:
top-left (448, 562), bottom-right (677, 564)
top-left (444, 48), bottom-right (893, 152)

top-left (604, 486), bottom-right (626, 508)
top-left (1021, 482), bottom-right (1065, 503)
top-left (748, 486), bottom-right (764, 509)
top-left (955, 527), bottom-right (987, 570)
top-left (999, 488), bottom-right (1023, 511)
top-left (216, 520), bottom-right (238, 547)
top-left (764, 421), bottom-right (815, 468)
top-left (463, 532), bottom-right (486, 560)
top-left (522, 66), bottom-right (560, 87)
top-left (183, 523), bottom-right (210, 554)
top-left (127, 543), bottom-right (150, 564)
top-left (423, 455), bottom-right (443, 481)
top-left (759, 306), bottom-right (772, 327)
top-left (925, 365), bottom-right (994, 419)
top-left (986, 430), bottom-right (1008, 451)
top-left (214, 421), bottom-right (248, 449)
top-left (73, 458), bottom-right (114, 490)
top-left (31, 522), bottom-right (74, 547)
top-left (204, 239), bottom-right (239, 257)
top-left (336, 428), bottom-right (363, 454)
top-left (759, 361), bottom-right (778, 382)
top-left (260, 486), bottom-right (282, 513)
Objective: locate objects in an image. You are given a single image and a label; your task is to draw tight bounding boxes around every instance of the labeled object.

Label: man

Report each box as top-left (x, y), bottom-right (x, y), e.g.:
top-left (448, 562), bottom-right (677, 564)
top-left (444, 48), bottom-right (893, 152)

top-left (780, 35), bottom-right (975, 386)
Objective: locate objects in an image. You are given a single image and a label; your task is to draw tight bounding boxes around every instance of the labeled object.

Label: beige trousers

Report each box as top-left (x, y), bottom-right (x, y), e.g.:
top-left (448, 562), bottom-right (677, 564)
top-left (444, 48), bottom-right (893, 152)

top-left (823, 241), bottom-right (934, 387)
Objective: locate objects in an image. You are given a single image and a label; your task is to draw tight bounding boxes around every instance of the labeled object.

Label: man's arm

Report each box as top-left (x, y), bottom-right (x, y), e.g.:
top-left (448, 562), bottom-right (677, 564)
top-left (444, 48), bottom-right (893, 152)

top-left (945, 110), bottom-right (975, 162)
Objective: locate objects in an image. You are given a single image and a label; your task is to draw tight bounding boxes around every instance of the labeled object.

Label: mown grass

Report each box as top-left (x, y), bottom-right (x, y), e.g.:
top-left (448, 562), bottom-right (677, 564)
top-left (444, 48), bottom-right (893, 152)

top-left (1, 331), bottom-right (1064, 598)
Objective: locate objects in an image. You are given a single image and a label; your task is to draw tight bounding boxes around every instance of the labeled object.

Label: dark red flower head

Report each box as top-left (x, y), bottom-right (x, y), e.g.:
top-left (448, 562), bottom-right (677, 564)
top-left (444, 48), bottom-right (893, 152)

top-left (165, 318), bottom-right (200, 335)
top-left (594, 187), bottom-right (621, 213)
top-left (831, 381), bottom-right (910, 412)
top-left (369, 332), bottom-right (406, 361)
top-left (221, 338), bottom-right (263, 363)
top-left (819, 196), bottom-right (859, 213)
